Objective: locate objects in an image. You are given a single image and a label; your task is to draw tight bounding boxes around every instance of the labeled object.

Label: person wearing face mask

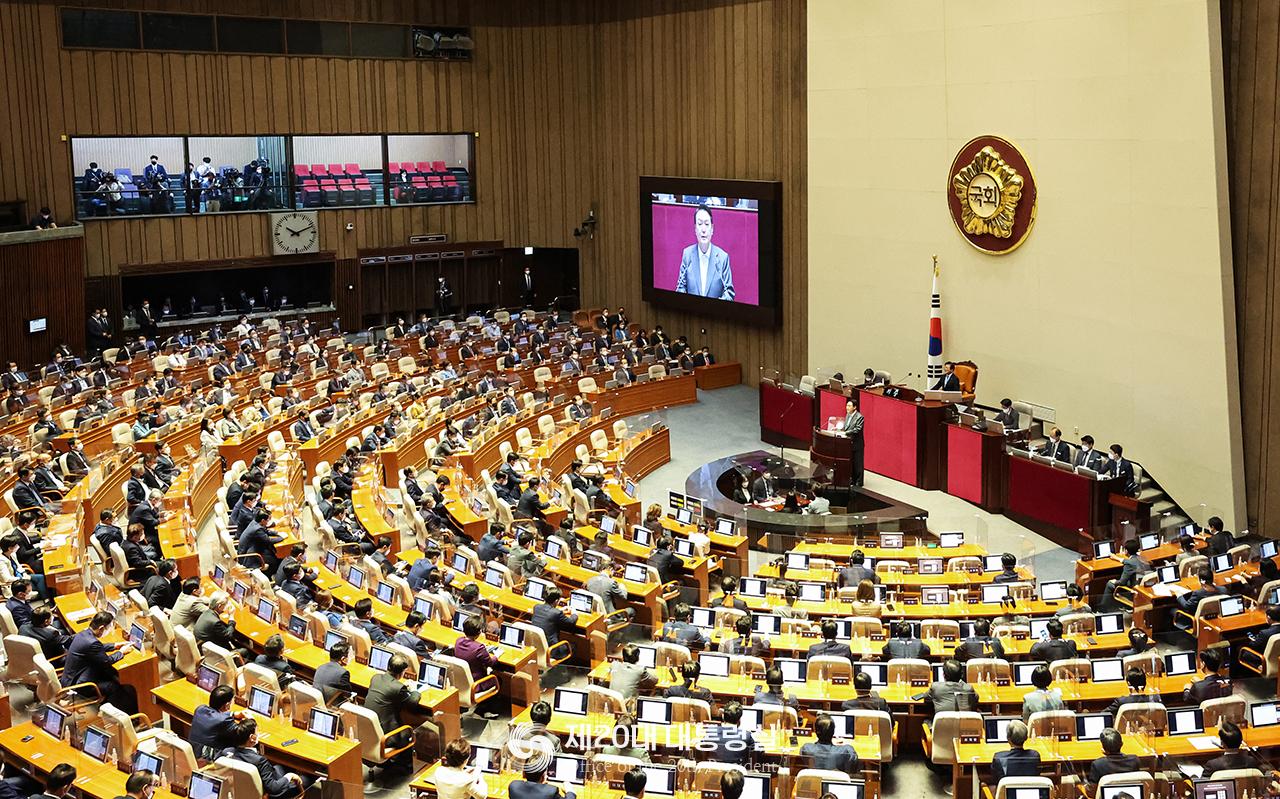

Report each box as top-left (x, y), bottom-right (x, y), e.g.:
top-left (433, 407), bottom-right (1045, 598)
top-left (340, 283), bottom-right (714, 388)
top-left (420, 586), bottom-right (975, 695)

top-left (1098, 443), bottom-right (1138, 496)
top-left (1040, 427), bottom-right (1071, 462)
top-left (1073, 434), bottom-right (1106, 471)
top-left (143, 154), bottom-right (172, 214)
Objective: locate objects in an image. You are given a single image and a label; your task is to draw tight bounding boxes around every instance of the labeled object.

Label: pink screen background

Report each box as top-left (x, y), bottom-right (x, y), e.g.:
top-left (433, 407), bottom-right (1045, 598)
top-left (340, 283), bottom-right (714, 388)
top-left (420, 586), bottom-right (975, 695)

top-left (651, 202), bottom-right (760, 306)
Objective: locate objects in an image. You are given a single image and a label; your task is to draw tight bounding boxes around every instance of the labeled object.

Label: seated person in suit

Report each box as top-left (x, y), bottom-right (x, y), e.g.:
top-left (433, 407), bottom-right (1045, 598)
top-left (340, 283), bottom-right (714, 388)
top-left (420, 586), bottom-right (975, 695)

top-left (1098, 443), bottom-right (1138, 496)
top-left (222, 718), bottom-right (310, 799)
top-left (252, 634), bottom-right (295, 687)
top-left (992, 720), bottom-right (1041, 782)
top-left (1175, 566), bottom-right (1224, 621)
top-left (1053, 583), bottom-right (1091, 618)
top-left (861, 368), bottom-right (885, 387)
top-left (1100, 538), bottom-right (1152, 611)
top-left (710, 576), bottom-right (749, 611)
top-left (530, 586), bottom-right (579, 648)
top-left (314, 641), bottom-right (354, 704)
top-left (701, 701), bottom-right (755, 767)
top-left (660, 603), bottom-right (707, 650)
top-left (646, 536), bottom-right (685, 584)
top-left (837, 550), bottom-right (879, 587)
top-left (1248, 604), bottom-right (1280, 652)
top-left (1028, 618), bottom-right (1078, 664)
top-left (664, 661), bottom-right (713, 704)
top-left (1021, 665), bottom-right (1065, 721)
top-left (1205, 721), bottom-right (1261, 777)
top-left (807, 619), bottom-right (854, 663)
top-left (925, 659), bottom-right (978, 718)
top-left (841, 670), bottom-right (891, 713)
top-left (1088, 728), bottom-right (1142, 783)
top-left (1205, 515), bottom-right (1235, 557)
top-left (1116, 628), bottom-right (1153, 660)
top-left (719, 614), bottom-right (770, 659)
top-left (190, 685), bottom-right (240, 761)
top-left (1105, 668), bottom-right (1158, 724)
top-left (991, 552), bottom-right (1021, 584)
top-left (1073, 434), bottom-right (1106, 471)
top-left (752, 665), bottom-right (798, 709)
top-left (954, 618), bottom-right (1005, 662)
top-left (608, 643), bottom-right (658, 700)
top-left (882, 620), bottom-right (930, 660)
top-left (18, 605), bottom-right (72, 659)
top-left (1183, 648), bottom-right (1232, 702)
top-left (1040, 427), bottom-right (1071, 462)
top-left (364, 655), bottom-right (419, 774)
top-left (800, 713), bottom-right (861, 775)
top-left (931, 361), bottom-right (960, 392)
top-left (508, 752), bottom-right (576, 799)
top-left (993, 398), bottom-right (1019, 429)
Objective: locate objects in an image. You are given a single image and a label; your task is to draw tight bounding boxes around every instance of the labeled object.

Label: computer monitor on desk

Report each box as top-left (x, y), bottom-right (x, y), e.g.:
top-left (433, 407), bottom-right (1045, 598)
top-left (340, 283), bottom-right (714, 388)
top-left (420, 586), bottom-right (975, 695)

top-left (923, 390), bottom-right (963, 403)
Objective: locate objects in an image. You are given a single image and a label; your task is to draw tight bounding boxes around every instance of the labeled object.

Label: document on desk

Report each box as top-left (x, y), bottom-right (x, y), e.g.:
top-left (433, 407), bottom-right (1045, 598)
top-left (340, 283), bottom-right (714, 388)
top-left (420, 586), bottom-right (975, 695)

top-left (1178, 763), bottom-right (1205, 778)
top-left (1151, 584), bottom-right (1172, 597)
top-left (1186, 736), bottom-right (1219, 751)
top-left (1168, 585), bottom-right (1190, 597)
top-left (66, 607), bottom-right (97, 622)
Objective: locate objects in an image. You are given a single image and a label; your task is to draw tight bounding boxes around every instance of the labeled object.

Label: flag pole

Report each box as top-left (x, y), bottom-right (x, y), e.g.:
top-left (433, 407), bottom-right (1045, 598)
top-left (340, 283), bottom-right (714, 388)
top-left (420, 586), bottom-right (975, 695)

top-left (927, 256), bottom-right (943, 387)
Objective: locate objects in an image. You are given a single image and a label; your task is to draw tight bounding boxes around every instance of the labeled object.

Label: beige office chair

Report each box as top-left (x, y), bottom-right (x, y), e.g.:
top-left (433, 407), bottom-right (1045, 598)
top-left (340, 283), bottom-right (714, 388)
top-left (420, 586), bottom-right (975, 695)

top-left (922, 711), bottom-right (983, 766)
top-left (1113, 703), bottom-right (1168, 735)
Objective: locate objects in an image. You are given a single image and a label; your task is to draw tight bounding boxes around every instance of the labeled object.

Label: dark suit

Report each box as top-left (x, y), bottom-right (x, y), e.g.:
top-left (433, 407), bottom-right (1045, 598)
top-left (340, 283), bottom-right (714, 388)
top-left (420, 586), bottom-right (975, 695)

top-left (18, 622), bottom-right (71, 659)
top-left (1074, 448), bottom-right (1106, 471)
top-left (931, 372), bottom-right (960, 392)
top-left (883, 638), bottom-right (931, 660)
top-left (1204, 750), bottom-right (1261, 777)
top-left (700, 723), bottom-right (755, 766)
top-left (530, 603), bottom-right (577, 646)
top-left (516, 488), bottom-right (548, 520)
top-left (224, 746), bottom-right (302, 799)
top-left (837, 565), bottom-right (879, 587)
top-left (11, 481), bottom-right (43, 513)
top-left (1183, 674), bottom-right (1232, 703)
top-left (65, 629), bottom-right (136, 712)
top-left (5, 597), bottom-right (32, 630)
top-left (992, 747), bottom-right (1041, 782)
top-left (142, 573), bottom-right (178, 610)
top-left (1207, 529), bottom-right (1235, 557)
top-left (1088, 753), bottom-right (1142, 783)
top-left (806, 639), bottom-right (853, 662)
top-left (954, 635), bottom-right (1005, 662)
top-left (1028, 638), bottom-right (1078, 664)
top-left (314, 661), bottom-right (354, 703)
top-left (1099, 457), bottom-right (1137, 496)
top-left (191, 704), bottom-right (238, 759)
top-left (1041, 439), bottom-right (1071, 462)
top-left (129, 502), bottom-right (162, 548)
top-left (647, 549), bottom-right (685, 584)
top-left (508, 781), bottom-right (575, 799)
top-left (1104, 692), bottom-right (1156, 719)
top-left (238, 522), bottom-right (284, 572)
top-left (193, 608), bottom-right (236, 650)
top-left (661, 620), bottom-right (707, 649)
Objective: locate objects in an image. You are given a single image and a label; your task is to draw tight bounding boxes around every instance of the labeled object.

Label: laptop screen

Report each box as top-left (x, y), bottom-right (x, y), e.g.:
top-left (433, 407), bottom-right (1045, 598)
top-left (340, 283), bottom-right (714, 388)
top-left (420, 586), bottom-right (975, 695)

top-left (636, 698), bottom-right (673, 725)
top-left (625, 480), bottom-right (638, 499)
top-left (624, 563), bottom-right (649, 583)
top-left (1091, 658), bottom-right (1124, 682)
top-left (255, 598), bottom-right (276, 623)
top-left (549, 755), bottom-right (586, 786)
top-left (798, 582), bottom-right (826, 601)
top-left (690, 607), bottom-right (716, 629)
top-left (188, 773), bottom-right (223, 799)
top-left (1193, 781), bottom-right (1237, 799)
top-left (880, 533), bottom-right (903, 549)
top-left (633, 526), bottom-right (653, 547)
top-left (699, 652), bottom-right (730, 677)
top-left (599, 516), bottom-right (616, 534)
top-left (786, 552), bottom-right (810, 570)
top-left (483, 566), bottom-right (505, 588)
top-left (741, 774), bottom-right (771, 799)
top-left (1039, 581), bottom-right (1068, 601)
top-left (470, 744), bottom-right (501, 774)
top-left (674, 538), bottom-right (696, 558)
top-left (738, 707), bottom-right (764, 732)
top-left (820, 781), bottom-right (865, 799)
top-left (347, 566), bottom-right (365, 589)
top-left (984, 716), bottom-right (1017, 743)
top-left (553, 688), bottom-right (588, 715)
top-left (420, 661), bottom-right (446, 689)
top-left (716, 518), bottom-right (735, 535)
top-left (1219, 596), bottom-right (1245, 617)
top-left (675, 509), bottom-right (693, 525)
top-left (752, 614), bottom-right (782, 636)
top-left (129, 623), bottom-right (147, 649)
top-left (1092, 541), bottom-right (1115, 559)
top-left (982, 555), bottom-right (1005, 572)
top-left (569, 590), bottom-right (595, 614)
top-left (776, 658), bottom-right (807, 683)
top-left (1075, 713), bottom-right (1111, 740)
top-left (499, 624), bottom-right (525, 648)
top-left (308, 708), bottom-right (340, 739)
top-left (375, 581), bottom-right (397, 604)
top-left (854, 662), bottom-right (888, 687)
top-left (917, 557), bottom-right (943, 575)
top-left (1139, 533), bottom-right (1160, 550)
top-left (324, 551), bottom-right (339, 572)
top-left (40, 706), bottom-right (68, 738)
top-left (82, 726), bottom-right (111, 761)
top-left (1095, 613), bottom-right (1124, 634)
top-left (641, 765), bottom-right (676, 796)
top-left (1100, 786), bottom-right (1145, 799)
top-left (1169, 708), bottom-right (1205, 735)
top-left (1212, 554), bottom-right (1234, 573)
top-left (1165, 651), bottom-right (1196, 676)
top-left (133, 751), bottom-right (164, 774)
top-left (1014, 662), bottom-right (1045, 686)
top-left (324, 630), bottom-right (349, 651)
top-left (196, 664), bottom-right (222, 691)
top-left (369, 646), bottom-right (393, 671)
top-left (981, 584), bottom-right (1009, 603)
top-left (1250, 700), bottom-right (1280, 727)
top-left (248, 686), bottom-right (276, 716)
top-left (921, 587), bottom-right (949, 605)
top-left (1262, 541), bottom-right (1278, 559)
top-left (1157, 564), bottom-right (1179, 584)
top-left (939, 531), bottom-right (964, 548)
top-left (739, 577), bottom-right (766, 597)
top-left (525, 578), bottom-right (553, 601)
top-left (632, 645), bottom-right (658, 669)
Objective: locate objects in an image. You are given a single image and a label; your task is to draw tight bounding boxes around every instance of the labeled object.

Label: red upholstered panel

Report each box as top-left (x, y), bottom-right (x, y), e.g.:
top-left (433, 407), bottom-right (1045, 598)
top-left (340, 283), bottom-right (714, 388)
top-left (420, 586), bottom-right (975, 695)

top-left (760, 382), bottom-right (814, 441)
top-left (817, 387), bottom-right (847, 430)
top-left (860, 391), bottom-right (918, 485)
top-left (1007, 456), bottom-right (1092, 531)
top-left (946, 424), bottom-right (985, 505)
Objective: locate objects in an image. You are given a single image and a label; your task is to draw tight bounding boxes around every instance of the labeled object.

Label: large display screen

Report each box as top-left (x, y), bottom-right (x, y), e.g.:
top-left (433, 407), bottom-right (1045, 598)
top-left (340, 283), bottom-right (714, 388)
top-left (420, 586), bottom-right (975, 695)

top-left (640, 176), bottom-right (781, 326)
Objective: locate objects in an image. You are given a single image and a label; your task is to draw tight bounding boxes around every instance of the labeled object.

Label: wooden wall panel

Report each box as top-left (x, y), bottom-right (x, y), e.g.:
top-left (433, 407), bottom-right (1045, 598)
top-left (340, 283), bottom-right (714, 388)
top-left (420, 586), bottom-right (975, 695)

top-left (0, 0), bottom-right (805, 383)
top-left (578, 0), bottom-right (807, 384)
top-left (1223, 0), bottom-right (1280, 530)
top-left (0, 235), bottom-right (86, 365)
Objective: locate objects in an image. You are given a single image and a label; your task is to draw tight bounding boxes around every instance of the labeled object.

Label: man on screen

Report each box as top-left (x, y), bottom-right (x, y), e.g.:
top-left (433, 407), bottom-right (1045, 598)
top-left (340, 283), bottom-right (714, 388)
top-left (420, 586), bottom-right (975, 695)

top-left (675, 205), bottom-right (735, 301)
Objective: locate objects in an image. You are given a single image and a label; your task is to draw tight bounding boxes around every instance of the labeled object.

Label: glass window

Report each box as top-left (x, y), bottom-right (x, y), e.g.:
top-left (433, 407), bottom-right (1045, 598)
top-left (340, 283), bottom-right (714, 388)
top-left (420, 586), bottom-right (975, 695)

top-left (286, 20), bottom-right (349, 56)
top-left (292, 136), bottom-right (386, 208)
top-left (186, 136), bottom-right (290, 215)
top-left (216, 16), bottom-right (284, 55)
top-left (70, 137), bottom-right (185, 220)
top-left (142, 13), bottom-right (215, 51)
top-left (61, 9), bottom-right (140, 49)
top-left (349, 23), bottom-right (408, 58)
top-left (386, 134), bottom-right (476, 206)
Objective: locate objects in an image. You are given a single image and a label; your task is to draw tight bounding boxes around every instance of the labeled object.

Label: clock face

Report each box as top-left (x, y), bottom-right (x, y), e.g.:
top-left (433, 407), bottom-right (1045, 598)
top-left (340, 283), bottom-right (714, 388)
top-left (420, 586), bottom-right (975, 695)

top-left (271, 212), bottom-right (319, 255)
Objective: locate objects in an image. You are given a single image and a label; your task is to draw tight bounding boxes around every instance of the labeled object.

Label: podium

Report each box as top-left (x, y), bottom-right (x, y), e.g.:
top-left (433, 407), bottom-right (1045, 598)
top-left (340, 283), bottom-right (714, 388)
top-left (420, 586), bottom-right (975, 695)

top-left (946, 422), bottom-right (1007, 511)
top-left (856, 386), bottom-right (950, 489)
top-left (810, 427), bottom-right (853, 485)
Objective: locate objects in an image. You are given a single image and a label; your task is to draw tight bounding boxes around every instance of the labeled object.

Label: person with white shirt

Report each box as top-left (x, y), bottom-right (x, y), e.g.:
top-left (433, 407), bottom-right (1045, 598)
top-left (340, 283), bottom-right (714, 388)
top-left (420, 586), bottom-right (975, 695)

top-left (433, 738), bottom-right (488, 799)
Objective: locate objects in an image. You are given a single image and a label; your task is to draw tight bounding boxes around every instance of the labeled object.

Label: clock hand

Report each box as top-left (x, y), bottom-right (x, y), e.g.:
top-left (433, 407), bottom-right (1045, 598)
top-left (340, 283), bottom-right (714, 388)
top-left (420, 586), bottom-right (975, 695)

top-left (285, 226), bottom-right (305, 236)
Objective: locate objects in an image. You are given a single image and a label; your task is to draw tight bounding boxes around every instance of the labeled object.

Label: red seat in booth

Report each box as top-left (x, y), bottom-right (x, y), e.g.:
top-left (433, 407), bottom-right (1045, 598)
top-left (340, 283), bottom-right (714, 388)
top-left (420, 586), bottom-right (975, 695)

top-left (432, 160), bottom-right (447, 173)
top-left (310, 164), bottom-right (329, 176)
